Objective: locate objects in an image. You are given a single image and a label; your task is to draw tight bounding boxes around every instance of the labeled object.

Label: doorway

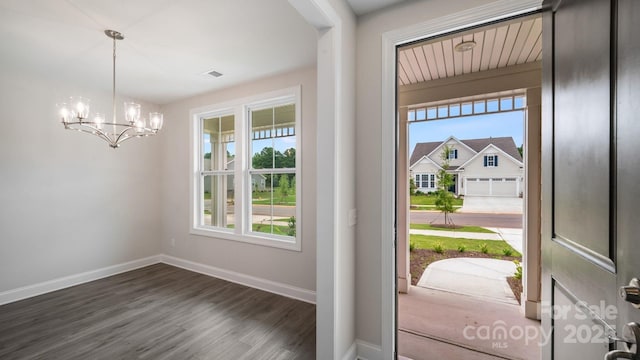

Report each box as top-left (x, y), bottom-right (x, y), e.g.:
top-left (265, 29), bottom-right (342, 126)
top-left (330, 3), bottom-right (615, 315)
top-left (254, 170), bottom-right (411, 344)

top-left (394, 12), bottom-right (542, 360)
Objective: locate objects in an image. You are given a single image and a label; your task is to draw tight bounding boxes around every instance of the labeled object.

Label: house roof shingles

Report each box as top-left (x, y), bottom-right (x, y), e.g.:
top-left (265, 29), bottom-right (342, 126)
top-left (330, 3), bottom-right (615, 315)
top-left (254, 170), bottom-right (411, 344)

top-left (410, 136), bottom-right (523, 166)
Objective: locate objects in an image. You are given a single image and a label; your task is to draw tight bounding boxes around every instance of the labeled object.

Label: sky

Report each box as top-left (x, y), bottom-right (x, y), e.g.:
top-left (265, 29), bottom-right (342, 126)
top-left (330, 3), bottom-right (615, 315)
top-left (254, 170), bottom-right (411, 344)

top-left (409, 110), bottom-right (524, 155)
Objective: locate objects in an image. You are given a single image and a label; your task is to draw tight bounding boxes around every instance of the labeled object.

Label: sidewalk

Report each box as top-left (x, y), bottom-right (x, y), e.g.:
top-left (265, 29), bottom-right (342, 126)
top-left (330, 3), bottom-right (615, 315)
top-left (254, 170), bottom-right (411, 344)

top-left (409, 227), bottom-right (523, 253)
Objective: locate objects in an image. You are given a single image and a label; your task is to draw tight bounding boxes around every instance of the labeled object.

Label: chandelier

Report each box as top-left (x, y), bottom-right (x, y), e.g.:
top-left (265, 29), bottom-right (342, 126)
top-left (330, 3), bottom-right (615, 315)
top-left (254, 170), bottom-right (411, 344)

top-left (57, 30), bottom-right (163, 148)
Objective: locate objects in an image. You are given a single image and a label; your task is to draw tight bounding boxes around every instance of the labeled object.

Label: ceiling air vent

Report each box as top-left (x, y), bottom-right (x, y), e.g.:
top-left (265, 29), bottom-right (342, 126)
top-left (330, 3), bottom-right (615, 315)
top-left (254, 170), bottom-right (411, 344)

top-left (207, 70), bottom-right (223, 78)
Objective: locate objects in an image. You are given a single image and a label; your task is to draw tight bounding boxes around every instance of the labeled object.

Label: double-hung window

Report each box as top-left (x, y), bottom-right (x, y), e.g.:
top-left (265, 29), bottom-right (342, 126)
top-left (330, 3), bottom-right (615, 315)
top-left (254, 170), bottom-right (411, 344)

top-left (192, 86), bottom-right (301, 251)
top-left (415, 173), bottom-right (436, 189)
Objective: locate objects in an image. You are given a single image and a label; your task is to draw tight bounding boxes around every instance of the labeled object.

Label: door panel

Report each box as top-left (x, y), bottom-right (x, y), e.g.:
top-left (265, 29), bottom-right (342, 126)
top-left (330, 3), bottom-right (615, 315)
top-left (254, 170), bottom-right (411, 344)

top-left (616, 0), bottom-right (640, 332)
top-left (542, 0), bottom-right (620, 358)
top-left (544, 0), bottom-right (640, 359)
top-left (553, 0), bottom-right (611, 262)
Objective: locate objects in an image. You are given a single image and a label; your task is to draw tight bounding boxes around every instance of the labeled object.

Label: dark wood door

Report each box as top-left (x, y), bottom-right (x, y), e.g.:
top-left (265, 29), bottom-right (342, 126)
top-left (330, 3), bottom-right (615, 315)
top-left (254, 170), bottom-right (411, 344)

top-left (542, 0), bottom-right (640, 358)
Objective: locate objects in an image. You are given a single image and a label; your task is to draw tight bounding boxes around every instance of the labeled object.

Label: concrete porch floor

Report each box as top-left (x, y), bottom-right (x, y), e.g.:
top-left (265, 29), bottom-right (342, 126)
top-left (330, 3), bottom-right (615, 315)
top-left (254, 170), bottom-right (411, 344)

top-left (398, 286), bottom-right (541, 360)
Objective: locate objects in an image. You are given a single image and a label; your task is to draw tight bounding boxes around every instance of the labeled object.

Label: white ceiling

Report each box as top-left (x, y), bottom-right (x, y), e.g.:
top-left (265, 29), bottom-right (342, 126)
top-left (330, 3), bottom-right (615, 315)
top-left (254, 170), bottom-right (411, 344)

top-left (0, 0), bottom-right (318, 105)
top-left (398, 14), bottom-right (542, 86)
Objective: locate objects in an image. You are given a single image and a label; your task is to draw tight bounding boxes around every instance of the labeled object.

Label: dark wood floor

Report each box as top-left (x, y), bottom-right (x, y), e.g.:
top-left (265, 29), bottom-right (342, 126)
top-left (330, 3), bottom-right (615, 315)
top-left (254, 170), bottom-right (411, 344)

top-left (0, 264), bottom-right (316, 360)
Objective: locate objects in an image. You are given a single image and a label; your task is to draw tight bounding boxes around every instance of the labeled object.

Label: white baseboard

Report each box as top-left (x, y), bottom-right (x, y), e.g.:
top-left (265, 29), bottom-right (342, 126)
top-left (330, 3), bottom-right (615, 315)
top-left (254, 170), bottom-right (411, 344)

top-left (356, 340), bottom-right (383, 360)
top-left (0, 255), bottom-right (161, 306)
top-left (0, 254), bottom-right (316, 307)
top-left (159, 254), bottom-right (316, 304)
top-left (342, 341), bottom-right (357, 360)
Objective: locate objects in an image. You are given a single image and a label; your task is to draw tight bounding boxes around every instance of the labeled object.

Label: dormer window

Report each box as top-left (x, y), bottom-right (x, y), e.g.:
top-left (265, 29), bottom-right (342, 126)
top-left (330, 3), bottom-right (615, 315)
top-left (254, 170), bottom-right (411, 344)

top-left (484, 154), bottom-right (499, 167)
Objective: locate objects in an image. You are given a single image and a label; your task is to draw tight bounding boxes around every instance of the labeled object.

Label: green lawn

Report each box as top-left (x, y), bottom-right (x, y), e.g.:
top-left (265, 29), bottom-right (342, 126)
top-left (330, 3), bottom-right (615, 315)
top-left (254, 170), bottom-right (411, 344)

top-left (226, 223), bottom-right (291, 236)
top-left (252, 192), bottom-right (296, 206)
top-left (410, 223), bottom-right (495, 233)
top-left (410, 234), bottom-right (521, 257)
top-left (203, 191), bottom-right (295, 206)
top-left (410, 194), bottom-right (463, 207)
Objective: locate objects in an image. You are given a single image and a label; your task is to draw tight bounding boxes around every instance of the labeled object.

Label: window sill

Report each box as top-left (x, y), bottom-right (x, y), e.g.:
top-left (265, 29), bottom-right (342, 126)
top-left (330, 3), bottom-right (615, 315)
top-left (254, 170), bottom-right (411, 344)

top-left (190, 227), bottom-right (301, 252)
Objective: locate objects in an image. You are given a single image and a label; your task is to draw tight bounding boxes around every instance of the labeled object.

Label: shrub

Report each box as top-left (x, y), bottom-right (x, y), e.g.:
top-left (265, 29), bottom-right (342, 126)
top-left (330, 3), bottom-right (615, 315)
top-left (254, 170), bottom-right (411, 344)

top-left (415, 190), bottom-right (424, 195)
top-left (457, 245), bottom-right (466, 253)
top-left (434, 242), bottom-right (444, 254)
top-left (287, 216), bottom-right (296, 236)
top-left (409, 240), bottom-right (415, 252)
top-left (480, 243), bottom-right (489, 254)
top-left (502, 248), bottom-right (513, 257)
top-left (514, 260), bottom-right (523, 280)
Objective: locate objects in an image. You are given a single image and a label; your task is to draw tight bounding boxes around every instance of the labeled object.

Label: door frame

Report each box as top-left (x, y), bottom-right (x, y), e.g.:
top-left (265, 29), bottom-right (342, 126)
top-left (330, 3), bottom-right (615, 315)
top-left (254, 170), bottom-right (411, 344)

top-left (380, 0), bottom-right (543, 357)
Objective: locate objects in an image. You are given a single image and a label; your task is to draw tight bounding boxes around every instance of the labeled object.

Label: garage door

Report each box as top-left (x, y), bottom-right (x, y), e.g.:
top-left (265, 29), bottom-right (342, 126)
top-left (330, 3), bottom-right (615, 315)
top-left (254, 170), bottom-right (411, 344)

top-left (465, 178), bottom-right (518, 196)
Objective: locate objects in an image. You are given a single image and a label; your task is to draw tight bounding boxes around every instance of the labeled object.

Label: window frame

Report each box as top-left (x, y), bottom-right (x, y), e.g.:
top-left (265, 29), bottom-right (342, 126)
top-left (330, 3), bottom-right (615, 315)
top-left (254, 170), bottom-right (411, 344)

top-left (190, 86), bottom-right (302, 251)
top-left (415, 173), bottom-right (437, 189)
top-left (484, 154), bottom-right (498, 167)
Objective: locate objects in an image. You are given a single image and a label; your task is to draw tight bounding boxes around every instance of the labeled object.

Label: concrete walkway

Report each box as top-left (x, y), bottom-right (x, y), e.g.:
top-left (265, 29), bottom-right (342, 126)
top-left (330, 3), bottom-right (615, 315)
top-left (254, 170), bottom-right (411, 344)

top-left (410, 227), bottom-right (523, 253)
top-left (417, 258), bottom-right (518, 305)
top-left (399, 286), bottom-right (541, 360)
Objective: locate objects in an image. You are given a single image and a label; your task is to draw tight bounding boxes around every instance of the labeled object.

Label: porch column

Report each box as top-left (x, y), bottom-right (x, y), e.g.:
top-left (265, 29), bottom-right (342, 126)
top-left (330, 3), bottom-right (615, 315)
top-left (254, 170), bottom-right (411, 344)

top-left (523, 87), bottom-right (542, 319)
top-left (397, 107), bottom-right (411, 293)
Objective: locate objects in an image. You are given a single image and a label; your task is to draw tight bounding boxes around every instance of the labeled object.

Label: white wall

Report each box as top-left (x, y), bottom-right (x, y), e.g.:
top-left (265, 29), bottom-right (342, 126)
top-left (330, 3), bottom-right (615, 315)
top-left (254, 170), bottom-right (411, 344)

top-left (355, 0), bottom-right (500, 349)
top-left (158, 66), bottom-right (317, 293)
top-left (0, 65), bottom-right (163, 294)
top-left (329, 0), bottom-right (357, 357)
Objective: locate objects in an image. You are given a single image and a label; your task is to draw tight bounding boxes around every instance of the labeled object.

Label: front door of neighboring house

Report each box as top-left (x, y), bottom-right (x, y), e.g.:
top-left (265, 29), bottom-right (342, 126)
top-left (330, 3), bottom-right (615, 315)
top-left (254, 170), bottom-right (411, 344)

top-left (448, 174), bottom-right (457, 194)
top-left (542, 0), bottom-right (640, 359)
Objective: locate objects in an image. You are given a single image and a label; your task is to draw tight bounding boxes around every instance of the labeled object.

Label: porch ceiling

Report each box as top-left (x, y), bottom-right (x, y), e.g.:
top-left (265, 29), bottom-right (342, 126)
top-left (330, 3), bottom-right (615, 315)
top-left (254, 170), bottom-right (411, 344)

top-left (398, 14), bottom-right (542, 86)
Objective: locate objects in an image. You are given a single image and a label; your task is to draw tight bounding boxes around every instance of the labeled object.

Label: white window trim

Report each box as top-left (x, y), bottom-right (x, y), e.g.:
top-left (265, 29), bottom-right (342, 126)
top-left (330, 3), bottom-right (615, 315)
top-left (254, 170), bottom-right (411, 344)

top-left (485, 154), bottom-right (498, 167)
top-left (189, 85), bottom-right (302, 251)
top-left (415, 173), bottom-right (437, 189)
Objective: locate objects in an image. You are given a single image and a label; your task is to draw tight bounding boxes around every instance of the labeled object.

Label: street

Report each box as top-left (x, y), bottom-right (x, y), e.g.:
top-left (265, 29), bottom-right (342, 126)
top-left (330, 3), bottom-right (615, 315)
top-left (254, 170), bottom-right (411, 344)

top-left (410, 210), bottom-right (522, 229)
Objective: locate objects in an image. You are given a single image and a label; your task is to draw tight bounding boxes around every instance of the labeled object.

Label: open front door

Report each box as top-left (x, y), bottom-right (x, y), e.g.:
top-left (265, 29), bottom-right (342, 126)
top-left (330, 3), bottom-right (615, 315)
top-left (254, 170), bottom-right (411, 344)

top-left (542, 0), bottom-right (640, 359)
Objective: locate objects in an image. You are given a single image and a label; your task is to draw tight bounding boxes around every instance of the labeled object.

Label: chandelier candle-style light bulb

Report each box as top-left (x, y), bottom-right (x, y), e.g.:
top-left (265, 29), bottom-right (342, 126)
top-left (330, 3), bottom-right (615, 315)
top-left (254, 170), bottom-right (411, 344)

top-left (57, 30), bottom-right (164, 148)
top-left (70, 96), bottom-right (90, 120)
top-left (149, 113), bottom-right (163, 132)
top-left (57, 103), bottom-right (71, 124)
top-left (125, 102), bottom-right (141, 124)
top-left (94, 113), bottom-right (105, 130)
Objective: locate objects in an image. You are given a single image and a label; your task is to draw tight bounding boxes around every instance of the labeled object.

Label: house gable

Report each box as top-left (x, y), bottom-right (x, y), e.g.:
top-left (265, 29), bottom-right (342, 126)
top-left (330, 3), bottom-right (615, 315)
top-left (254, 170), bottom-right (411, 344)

top-left (459, 144), bottom-right (523, 176)
top-left (409, 155), bottom-right (443, 173)
top-left (425, 136), bottom-right (478, 167)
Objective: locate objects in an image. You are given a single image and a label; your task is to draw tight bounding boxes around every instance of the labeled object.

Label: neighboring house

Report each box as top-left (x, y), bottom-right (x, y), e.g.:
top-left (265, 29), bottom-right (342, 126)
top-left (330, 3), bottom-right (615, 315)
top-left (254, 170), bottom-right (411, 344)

top-left (204, 159), bottom-right (267, 196)
top-left (226, 159), bottom-right (267, 192)
top-left (410, 136), bottom-right (524, 197)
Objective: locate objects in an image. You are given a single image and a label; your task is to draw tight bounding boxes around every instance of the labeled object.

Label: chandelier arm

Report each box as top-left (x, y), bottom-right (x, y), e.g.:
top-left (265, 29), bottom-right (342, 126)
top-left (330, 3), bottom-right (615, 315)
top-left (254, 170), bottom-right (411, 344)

top-left (114, 126), bottom-right (134, 145)
top-left (67, 125), bottom-right (116, 146)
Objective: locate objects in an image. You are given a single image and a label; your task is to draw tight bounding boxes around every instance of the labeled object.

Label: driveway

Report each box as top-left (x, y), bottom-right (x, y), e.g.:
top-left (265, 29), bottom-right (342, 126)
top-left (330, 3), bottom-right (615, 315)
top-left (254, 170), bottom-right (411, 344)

top-left (459, 196), bottom-right (523, 214)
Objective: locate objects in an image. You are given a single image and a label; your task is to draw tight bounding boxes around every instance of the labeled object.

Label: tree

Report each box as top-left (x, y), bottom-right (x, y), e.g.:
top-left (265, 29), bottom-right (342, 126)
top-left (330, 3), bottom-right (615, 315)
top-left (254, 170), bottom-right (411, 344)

top-left (517, 145), bottom-right (523, 157)
top-left (409, 177), bottom-right (417, 196)
top-left (252, 147), bottom-right (282, 169)
top-left (252, 147), bottom-right (296, 188)
top-left (434, 145), bottom-right (458, 226)
top-left (278, 174), bottom-right (290, 203)
top-left (282, 148), bottom-right (296, 168)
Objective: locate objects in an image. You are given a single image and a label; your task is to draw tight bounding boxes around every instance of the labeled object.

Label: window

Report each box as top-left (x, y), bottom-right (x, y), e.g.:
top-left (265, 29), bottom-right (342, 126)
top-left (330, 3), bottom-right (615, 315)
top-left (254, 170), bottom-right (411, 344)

top-left (448, 149), bottom-right (458, 160)
top-left (415, 173), bottom-right (436, 189)
top-left (191, 86), bottom-right (301, 251)
top-left (484, 155), bottom-right (499, 167)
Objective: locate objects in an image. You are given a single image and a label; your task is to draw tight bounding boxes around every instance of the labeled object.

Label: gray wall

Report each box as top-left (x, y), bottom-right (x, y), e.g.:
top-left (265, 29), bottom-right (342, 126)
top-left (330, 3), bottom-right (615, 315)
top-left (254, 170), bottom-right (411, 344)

top-left (0, 65), bottom-right (163, 293)
top-left (158, 66), bottom-right (317, 292)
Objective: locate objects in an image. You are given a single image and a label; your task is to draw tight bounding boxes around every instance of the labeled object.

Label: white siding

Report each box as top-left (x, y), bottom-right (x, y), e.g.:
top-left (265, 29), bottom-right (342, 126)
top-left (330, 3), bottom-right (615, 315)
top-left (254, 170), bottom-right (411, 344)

top-left (427, 138), bottom-right (476, 167)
